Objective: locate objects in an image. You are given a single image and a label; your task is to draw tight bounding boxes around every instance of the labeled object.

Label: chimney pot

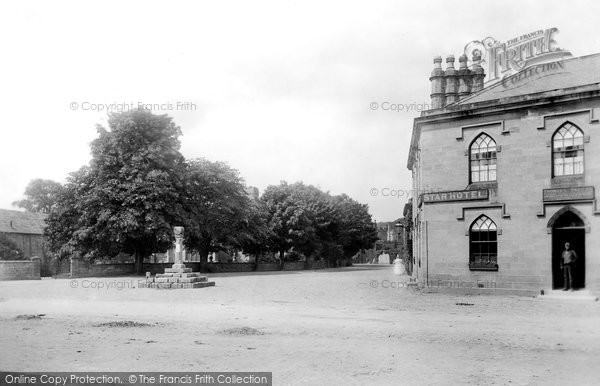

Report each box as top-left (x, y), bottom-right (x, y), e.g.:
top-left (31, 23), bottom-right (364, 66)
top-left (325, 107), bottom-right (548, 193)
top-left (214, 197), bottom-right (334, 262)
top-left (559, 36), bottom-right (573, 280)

top-left (444, 55), bottom-right (459, 105)
top-left (459, 54), bottom-right (468, 69)
top-left (429, 56), bottom-right (446, 109)
top-left (458, 54), bottom-right (472, 98)
top-left (471, 53), bottom-right (485, 92)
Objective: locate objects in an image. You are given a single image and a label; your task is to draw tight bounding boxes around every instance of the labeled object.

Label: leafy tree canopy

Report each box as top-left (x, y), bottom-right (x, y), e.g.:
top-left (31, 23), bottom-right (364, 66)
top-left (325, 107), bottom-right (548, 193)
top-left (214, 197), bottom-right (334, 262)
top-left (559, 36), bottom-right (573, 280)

top-left (13, 179), bottom-right (63, 214)
top-left (43, 110), bottom-right (378, 272)
top-left (0, 234), bottom-right (24, 260)
top-left (182, 158), bottom-right (269, 262)
top-left (260, 182), bottom-right (377, 264)
top-left (46, 109), bottom-right (187, 273)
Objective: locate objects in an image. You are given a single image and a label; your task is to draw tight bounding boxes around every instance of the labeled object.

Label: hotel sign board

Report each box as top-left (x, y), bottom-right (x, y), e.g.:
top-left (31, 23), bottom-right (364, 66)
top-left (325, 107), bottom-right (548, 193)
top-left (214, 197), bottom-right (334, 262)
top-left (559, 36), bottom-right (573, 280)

top-left (422, 189), bottom-right (488, 204)
top-left (464, 27), bottom-right (572, 86)
top-left (543, 186), bottom-right (595, 202)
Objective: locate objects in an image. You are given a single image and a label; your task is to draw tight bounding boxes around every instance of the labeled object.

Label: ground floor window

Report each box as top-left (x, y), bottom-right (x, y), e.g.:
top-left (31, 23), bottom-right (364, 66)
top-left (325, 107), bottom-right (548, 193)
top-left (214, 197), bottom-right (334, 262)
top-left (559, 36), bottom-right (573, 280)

top-left (469, 215), bottom-right (498, 271)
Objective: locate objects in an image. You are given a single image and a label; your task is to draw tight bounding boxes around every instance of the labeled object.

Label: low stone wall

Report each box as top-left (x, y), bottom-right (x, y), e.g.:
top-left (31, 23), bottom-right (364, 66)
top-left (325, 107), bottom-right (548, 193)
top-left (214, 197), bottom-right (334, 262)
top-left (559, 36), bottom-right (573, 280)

top-left (307, 260), bottom-right (326, 269)
top-left (205, 263), bottom-right (255, 273)
top-left (256, 263), bottom-right (280, 271)
top-left (70, 259), bottom-right (207, 277)
top-left (282, 261), bottom-right (306, 270)
top-left (69, 257), bottom-right (331, 277)
top-left (207, 261), bottom-right (317, 272)
top-left (70, 257), bottom-right (135, 278)
top-left (0, 257), bottom-right (41, 280)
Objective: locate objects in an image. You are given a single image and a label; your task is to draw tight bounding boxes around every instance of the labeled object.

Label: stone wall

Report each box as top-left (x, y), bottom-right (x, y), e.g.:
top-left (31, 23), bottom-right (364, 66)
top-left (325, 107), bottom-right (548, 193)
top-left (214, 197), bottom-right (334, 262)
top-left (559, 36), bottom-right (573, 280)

top-left (2, 233), bottom-right (51, 276)
top-left (70, 257), bottom-right (136, 278)
top-left (205, 263), bottom-right (255, 273)
top-left (255, 263), bottom-right (283, 271)
top-left (69, 258), bottom-right (325, 277)
top-left (282, 261), bottom-right (306, 270)
top-left (0, 257), bottom-right (41, 280)
top-left (307, 260), bottom-right (326, 269)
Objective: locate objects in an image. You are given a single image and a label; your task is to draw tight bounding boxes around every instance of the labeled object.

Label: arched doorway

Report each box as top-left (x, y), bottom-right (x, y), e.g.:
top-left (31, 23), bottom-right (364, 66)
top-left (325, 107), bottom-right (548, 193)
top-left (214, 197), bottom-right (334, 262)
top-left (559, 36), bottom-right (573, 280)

top-left (551, 210), bottom-right (586, 289)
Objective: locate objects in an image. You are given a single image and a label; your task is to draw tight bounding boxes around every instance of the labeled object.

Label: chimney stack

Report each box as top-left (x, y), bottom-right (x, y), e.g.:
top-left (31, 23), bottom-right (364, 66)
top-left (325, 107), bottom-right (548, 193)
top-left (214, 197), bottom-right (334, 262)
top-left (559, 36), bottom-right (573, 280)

top-left (444, 55), bottom-right (459, 105)
top-left (429, 56), bottom-right (445, 109)
top-left (471, 52), bottom-right (485, 93)
top-left (428, 53), bottom-right (486, 110)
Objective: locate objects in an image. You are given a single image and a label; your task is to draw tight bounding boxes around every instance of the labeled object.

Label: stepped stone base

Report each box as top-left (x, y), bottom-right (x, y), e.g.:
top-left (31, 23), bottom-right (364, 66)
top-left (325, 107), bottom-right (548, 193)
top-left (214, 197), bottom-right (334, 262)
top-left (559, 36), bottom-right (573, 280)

top-left (165, 267), bottom-right (193, 273)
top-left (140, 281), bottom-right (215, 289)
top-left (140, 264), bottom-right (215, 289)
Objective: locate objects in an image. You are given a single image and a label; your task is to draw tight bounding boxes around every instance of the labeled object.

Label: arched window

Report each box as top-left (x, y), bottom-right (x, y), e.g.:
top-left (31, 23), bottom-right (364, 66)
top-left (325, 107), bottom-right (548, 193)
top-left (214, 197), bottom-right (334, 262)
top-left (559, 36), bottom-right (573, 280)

top-left (470, 133), bottom-right (497, 183)
top-left (469, 215), bottom-right (498, 271)
top-left (553, 122), bottom-right (584, 176)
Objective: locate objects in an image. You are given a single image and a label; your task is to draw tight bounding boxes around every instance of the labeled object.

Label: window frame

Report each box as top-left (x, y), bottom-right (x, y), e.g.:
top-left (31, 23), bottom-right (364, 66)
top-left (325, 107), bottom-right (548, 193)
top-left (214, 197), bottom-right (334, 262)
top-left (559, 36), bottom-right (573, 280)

top-left (469, 133), bottom-right (498, 184)
top-left (551, 122), bottom-right (585, 178)
top-left (469, 215), bottom-right (499, 271)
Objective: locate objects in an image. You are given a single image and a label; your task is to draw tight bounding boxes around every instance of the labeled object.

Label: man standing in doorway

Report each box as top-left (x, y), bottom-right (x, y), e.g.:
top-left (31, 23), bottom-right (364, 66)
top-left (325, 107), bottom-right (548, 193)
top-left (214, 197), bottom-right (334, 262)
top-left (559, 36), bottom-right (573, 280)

top-left (561, 242), bottom-right (578, 291)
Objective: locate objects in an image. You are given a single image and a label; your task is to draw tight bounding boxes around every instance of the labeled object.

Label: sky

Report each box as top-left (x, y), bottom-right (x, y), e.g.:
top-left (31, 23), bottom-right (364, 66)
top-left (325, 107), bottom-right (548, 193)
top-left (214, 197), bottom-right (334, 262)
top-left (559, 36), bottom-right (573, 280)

top-left (1, 0), bottom-right (600, 222)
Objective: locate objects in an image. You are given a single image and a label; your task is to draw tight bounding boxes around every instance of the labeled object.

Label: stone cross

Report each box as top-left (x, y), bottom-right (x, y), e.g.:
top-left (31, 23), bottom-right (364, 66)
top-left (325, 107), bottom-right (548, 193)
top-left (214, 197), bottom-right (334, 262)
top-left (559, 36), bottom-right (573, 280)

top-left (174, 226), bottom-right (185, 265)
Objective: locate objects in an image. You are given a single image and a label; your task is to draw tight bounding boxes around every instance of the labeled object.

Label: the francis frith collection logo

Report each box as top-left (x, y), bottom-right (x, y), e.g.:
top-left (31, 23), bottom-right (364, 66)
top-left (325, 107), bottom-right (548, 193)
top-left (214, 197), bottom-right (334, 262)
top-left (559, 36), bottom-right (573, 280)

top-left (464, 27), bottom-right (572, 86)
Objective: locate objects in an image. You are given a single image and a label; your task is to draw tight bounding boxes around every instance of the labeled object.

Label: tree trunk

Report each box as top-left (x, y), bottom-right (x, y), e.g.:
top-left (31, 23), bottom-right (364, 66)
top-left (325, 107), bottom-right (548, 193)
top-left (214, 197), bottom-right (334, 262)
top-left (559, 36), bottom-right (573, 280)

top-left (199, 245), bottom-right (210, 272)
top-left (279, 250), bottom-right (285, 270)
top-left (134, 250), bottom-right (144, 275)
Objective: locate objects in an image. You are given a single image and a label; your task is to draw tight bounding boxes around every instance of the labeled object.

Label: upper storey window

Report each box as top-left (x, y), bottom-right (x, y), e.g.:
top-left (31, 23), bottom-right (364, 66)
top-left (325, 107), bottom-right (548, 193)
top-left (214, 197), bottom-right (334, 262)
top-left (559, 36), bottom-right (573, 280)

top-left (553, 122), bottom-right (584, 176)
top-left (470, 133), bottom-right (497, 183)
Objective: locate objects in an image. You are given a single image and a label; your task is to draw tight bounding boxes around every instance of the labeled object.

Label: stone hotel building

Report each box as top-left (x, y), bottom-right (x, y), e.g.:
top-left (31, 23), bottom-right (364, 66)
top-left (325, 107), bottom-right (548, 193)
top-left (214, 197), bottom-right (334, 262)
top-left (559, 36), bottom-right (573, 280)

top-left (407, 50), bottom-right (600, 294)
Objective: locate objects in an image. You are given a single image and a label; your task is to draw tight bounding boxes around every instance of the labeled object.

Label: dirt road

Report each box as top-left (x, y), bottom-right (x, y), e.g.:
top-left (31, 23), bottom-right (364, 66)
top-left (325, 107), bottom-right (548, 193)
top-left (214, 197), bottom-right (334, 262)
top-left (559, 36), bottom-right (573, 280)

top-left (1, 265), bottom-right (599, 385)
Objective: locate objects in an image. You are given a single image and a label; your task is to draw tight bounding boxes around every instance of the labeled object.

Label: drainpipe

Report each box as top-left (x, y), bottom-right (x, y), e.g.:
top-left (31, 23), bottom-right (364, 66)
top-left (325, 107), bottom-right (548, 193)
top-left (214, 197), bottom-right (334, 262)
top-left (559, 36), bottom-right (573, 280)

top-left (426, 220), bottom-right (429, 287)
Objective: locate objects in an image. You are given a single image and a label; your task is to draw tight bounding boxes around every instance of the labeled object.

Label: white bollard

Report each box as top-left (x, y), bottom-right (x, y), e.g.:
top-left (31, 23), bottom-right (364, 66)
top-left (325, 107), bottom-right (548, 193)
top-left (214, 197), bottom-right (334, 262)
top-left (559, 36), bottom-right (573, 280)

top-left (393, 258), bottom-right (405, 275)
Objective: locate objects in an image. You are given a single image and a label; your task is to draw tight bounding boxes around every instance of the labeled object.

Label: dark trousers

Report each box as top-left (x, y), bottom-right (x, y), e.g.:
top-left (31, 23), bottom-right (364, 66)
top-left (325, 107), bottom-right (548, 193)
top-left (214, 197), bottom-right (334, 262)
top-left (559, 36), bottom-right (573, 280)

top-left (563, 263), bottom-right (574, 289)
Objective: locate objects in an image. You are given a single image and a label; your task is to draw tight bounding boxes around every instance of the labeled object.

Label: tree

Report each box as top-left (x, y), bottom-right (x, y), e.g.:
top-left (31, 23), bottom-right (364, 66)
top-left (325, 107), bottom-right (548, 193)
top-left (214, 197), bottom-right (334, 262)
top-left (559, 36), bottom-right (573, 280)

top-left (236, 198), bottom-right (272, 259)
top-left (261, 182), bottom-right (336, 267)
top-left (182, 158), bottom-right (264, 265)
top-left (260, 182), bottom-right (295, 261)
top-left (13, 179), bottom-right (63, 214)
top-left (287, 183), bottom-right (337, 259)
top-left (0, 234), bottom-right (23, 260)
top-left (261, 182), bottom-right (378, 267)
top-left (45, 109), bottom-right (187, 274)
top-left (331, 194), bottom-right (378, 260)
top-left (45, 168), bottom-right (90, 261)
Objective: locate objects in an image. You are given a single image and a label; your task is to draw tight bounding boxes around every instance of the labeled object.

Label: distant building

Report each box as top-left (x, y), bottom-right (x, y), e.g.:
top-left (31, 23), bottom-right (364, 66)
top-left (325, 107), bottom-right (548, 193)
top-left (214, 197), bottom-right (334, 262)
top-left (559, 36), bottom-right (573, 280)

top-left (354, 220), bottom-right (410, 265)
top-left (245, 186), bottom-right (259, 200)
top-left (376, 222), bottom-right (400, 242)
top-left (0, 209), bottom-right (49, 274)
